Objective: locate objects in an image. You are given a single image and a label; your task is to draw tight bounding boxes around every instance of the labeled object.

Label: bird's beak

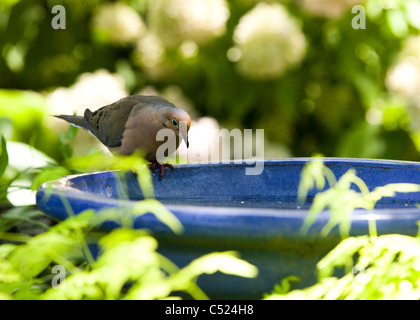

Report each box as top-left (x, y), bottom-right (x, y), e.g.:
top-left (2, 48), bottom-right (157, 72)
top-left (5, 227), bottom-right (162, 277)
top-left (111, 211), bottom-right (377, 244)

top-left (179, 121), bottom-right (189, 148)
top-left (181, 130), bottom-right (189, 148)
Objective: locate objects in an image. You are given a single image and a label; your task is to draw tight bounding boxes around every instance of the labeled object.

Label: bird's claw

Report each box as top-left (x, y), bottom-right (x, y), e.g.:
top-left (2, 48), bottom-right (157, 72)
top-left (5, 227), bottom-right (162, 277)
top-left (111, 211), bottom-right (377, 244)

top-left (149, 161), bottom-right (174, 180)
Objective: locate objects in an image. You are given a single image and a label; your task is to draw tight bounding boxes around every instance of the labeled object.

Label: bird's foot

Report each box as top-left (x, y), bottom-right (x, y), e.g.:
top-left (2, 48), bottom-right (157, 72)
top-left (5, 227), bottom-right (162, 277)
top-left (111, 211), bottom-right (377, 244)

top-left (149, 161), bottom-right (174, 181)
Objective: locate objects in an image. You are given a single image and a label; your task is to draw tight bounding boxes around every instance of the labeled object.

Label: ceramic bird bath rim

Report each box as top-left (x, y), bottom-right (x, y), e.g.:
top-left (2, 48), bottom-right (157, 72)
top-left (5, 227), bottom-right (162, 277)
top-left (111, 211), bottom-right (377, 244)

top-left (36, 158), bottom-right (420, 236)
top-left (35, 158), bottom-right (420, 299)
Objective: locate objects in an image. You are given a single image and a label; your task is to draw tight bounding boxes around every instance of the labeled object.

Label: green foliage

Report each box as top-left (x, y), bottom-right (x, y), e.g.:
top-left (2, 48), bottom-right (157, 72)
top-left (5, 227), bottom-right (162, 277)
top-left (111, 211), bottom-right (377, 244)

top-left (0, 135), bottom-right (10, 204)
top-left (31, 166), bottom-right (70, 191)
top-left (267, 234), bottom-right (420, 300)
top-left (267, 159), bottom-right (420, 300)
top-left (0, 206), bottom-right (50, 232)
top-left (0, 134), bottom-right (258, 300)
top-left (299, 158), bottom-right (420, 238)
top-left (0, 208), bottom-right (257, 300)
top-left (263, 276), bottom-right (301, 297)
top-left (0, 90), bottom-right (60, 159)
top-left (1, 1), bottom-right (420, 160)
top-left (57, 125), bottom-right (78, 160)
top-left (0, 136), bottom-right (8, 177)
top-left (297, 155), bottom-right (336, 202)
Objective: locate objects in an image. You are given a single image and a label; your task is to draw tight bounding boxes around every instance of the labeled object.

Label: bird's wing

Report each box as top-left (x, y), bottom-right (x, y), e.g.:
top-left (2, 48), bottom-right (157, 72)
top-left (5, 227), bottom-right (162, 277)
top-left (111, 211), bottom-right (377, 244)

top-left (84, 96), bottom-right (146, 148)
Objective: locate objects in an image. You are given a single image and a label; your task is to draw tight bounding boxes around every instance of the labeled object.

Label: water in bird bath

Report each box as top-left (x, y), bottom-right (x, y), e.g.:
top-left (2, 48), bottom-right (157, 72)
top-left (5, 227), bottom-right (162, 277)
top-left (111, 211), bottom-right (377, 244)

top-left (158, 196), bottom-right (313, 210)
top-left (157, 196), bottom-right (417, 210)
top-left (67, 172), bottom-right (419, 213)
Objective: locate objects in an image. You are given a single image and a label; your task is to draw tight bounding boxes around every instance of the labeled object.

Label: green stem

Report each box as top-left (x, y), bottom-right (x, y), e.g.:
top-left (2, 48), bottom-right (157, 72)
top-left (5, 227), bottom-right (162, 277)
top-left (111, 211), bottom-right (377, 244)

top-left (58, 191), bottom-right (95, 267)
top-left (368, 213), bottom-right (377, 237)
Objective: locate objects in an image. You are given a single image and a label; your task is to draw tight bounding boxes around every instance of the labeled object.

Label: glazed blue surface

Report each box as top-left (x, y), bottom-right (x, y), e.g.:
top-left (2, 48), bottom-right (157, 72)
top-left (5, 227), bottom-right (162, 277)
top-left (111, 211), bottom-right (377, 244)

top-left (36, 158), bottom-right (420, 299)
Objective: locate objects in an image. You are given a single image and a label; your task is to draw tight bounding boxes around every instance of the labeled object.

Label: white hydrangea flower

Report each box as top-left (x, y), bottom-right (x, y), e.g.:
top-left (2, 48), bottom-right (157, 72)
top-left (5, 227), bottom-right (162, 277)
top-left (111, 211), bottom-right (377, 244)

top-left (135, 33), bottom-right (165, 69)
top-left (148, 0), bottom-right (230, 47)
top-left (387, 59), bottom-right (420, 99)
top-left (232, 3), bottom-right (307, 81)
top-left (47, 69), bottom-right (128, 154)
top-left (300, 0), bottom-right (363, 19)
top-left (386, 36), bottom-right (420, 109)
top-left (399, 35), bottom-right (420, 59)
top-left (92, 3), bottom-right (145, 45)
top-left (177, 117), bottom-right (221, 164)
top-left (47, 69), bottom-right (127, 117)
top-left (386, 36), bottom-right (420, 130)
top-left (134, 32), bottom-right (175, 80)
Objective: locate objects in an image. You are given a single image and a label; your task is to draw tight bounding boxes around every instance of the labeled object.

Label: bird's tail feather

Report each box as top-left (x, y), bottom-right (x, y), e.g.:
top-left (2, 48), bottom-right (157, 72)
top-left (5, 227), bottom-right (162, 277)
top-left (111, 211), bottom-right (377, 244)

top-left (54, 115), bottom-right (87, 130)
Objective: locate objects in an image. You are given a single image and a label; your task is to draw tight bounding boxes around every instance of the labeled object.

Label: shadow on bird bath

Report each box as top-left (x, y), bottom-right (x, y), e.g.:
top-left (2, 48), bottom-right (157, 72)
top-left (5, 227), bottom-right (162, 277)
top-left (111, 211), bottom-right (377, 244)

top-left (36, 158), bottom-right (420, 299)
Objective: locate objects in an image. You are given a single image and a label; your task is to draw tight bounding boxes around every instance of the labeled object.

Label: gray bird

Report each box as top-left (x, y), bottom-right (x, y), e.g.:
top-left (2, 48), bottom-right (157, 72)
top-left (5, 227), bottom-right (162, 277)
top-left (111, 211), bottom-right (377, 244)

top-left (55, 95), bottom-right (191, 179)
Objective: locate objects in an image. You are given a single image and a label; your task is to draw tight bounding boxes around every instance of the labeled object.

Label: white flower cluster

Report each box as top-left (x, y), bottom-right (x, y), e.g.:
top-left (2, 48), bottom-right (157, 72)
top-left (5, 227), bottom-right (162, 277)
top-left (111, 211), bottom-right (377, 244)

top-left (134, 33), bottom-right (169, 80)
top-left (299, 0), bottom-right (363, 19)
top-left (386, 36), bottom-right (420, 110)
top-left (47, 69), bottom-right (127, 118)
top-left (148, 0), bottom-right (230, 47)
top-left (177, 117), bottom-right (222, 164)
top-left (47, 69), bottom-right (128, 154)
top-left (231, 3), bottom-right (307, 81)
top-left (92, 3), bottom-right (145, 45)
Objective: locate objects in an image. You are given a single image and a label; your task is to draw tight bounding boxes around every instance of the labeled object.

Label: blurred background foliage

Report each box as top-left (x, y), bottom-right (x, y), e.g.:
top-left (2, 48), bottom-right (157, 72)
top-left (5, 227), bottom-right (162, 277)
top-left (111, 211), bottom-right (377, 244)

top-left (1, 0), bottom-right (420, 163)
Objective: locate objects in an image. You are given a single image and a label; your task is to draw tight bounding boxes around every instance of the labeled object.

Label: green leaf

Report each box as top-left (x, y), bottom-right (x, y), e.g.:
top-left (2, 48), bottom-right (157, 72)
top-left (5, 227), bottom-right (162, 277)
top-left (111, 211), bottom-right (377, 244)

top-left (31, 166), bottom-right (70, 191)
top-left (266, 275), bottom-right (301, 296)
top-left (386, 9), bottom-right (409, 38)
top-left (297, 156), bottom-right (336, 204)
top-left (0, 0), bottom-right (20, 10)
top-left (58, 125), bottom-right (78, 159)
top-left (169, 251), bottom-right (258, 297)
top-left (132, 199), bottom-right (184, 234)
top-left (182, 251), bottom-right (258, 279)
top-left (317, 236), bottom-right (369, 279)
top-left (0, 136), bottom-right (8, 177)
top-left (0, 207), bottom-right (50, 232)
top-left (0, 118), bottom-right (13, 140)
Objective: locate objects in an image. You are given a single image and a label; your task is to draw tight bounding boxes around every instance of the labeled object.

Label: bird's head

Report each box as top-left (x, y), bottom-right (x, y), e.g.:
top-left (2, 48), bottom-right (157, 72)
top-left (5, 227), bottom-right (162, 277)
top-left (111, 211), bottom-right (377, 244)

top-left (160, 107), bottom-right (191, 148)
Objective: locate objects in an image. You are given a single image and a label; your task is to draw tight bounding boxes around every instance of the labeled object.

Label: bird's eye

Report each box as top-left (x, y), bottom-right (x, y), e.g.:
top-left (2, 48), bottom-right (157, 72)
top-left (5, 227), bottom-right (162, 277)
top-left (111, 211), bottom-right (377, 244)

top-left (172, 119), bottom-right (178, 127)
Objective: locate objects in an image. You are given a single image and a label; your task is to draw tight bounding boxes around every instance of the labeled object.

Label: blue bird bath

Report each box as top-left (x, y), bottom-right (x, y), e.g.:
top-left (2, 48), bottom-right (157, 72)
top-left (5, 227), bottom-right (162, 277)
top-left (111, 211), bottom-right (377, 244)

top-left (35, 158), bottom-right (420, 299)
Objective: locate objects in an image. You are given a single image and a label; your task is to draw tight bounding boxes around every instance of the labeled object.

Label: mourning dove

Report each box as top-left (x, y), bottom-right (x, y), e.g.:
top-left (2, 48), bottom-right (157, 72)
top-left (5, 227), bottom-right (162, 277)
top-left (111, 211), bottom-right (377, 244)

top-left (55, 95), bottom-right (191, 179)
